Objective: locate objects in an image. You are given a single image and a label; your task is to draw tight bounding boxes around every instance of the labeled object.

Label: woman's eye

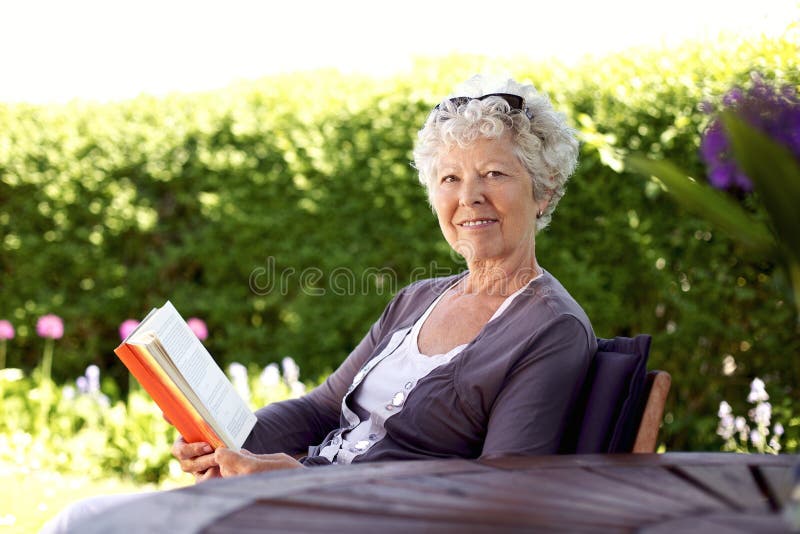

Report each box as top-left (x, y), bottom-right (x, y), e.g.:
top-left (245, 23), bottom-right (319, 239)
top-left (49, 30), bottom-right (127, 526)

top-left (486, 170), bottom-right (504, 178)
top-left (441, 175), bottom-right (458, 183)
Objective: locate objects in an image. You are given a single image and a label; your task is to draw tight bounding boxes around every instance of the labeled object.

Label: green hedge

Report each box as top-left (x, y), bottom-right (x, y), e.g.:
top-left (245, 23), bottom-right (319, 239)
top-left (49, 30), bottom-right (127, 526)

top-left (1, 31), bottom-right (798, 452)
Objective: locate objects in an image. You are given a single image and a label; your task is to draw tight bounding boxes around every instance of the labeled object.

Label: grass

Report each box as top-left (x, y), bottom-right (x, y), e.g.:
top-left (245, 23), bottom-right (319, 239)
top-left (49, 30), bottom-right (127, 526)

top-left (0, 463), bottom-right (190, 533)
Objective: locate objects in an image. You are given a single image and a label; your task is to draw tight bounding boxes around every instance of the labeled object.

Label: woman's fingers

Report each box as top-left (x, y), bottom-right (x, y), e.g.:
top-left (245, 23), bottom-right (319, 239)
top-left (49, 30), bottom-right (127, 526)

top-left (181, 452), bottom-right (218, 474)
top-left (171, 437), bottom-right (213, 460)
top-left (171, 436), bottom-right (217, 476)
top-left (195, 466), bottom-right (221, 482)
top-left (214, 448), bottom-right (246, 477)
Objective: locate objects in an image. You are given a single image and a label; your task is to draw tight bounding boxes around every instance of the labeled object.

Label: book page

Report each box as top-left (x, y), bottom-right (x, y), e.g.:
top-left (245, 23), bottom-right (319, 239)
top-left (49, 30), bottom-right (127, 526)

top-left (130, 302), bottom-right (256, 448)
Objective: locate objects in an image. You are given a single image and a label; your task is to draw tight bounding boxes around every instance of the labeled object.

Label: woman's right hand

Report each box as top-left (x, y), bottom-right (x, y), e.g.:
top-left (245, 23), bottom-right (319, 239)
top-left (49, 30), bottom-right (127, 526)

top-left (171, 436), bottom-right (221, 482)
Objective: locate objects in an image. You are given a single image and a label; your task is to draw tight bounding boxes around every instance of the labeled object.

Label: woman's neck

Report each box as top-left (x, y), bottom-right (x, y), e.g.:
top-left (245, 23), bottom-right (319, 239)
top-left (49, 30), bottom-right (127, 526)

top-left (461, 254), bottom-right (542, 297)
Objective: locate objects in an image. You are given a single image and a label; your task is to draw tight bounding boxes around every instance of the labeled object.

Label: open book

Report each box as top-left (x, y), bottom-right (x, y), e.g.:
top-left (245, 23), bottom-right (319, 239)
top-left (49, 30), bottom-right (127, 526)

top-left (114, 301), bottom-right (256, 450)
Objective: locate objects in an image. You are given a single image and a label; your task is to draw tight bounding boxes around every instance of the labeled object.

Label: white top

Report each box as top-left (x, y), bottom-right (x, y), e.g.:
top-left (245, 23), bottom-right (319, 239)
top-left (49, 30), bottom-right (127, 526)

top-left (334, 275), bottom-right (539, 464)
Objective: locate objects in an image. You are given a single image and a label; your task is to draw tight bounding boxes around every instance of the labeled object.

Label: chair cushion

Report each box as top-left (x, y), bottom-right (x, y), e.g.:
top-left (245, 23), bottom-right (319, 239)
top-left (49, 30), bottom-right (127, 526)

top-left (561, 335), bottom-right (652, 453)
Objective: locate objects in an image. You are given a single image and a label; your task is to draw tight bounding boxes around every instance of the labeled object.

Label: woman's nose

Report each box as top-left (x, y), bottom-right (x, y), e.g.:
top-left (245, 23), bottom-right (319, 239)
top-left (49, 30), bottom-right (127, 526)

top-left (459, 176), bottom-right (485, 206)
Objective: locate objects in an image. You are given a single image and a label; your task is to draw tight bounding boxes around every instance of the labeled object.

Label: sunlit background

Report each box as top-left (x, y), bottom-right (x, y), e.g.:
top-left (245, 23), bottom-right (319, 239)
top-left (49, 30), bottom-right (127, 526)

top-left (0, 0), bottom-right (795, 103)
top-left (2, 2), bottom-right (799, 532)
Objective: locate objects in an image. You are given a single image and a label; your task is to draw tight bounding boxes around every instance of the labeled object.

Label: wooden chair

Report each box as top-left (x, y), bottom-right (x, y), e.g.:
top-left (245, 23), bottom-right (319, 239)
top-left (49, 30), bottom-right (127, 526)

top-left (632, 370), bottom-right (671, 453)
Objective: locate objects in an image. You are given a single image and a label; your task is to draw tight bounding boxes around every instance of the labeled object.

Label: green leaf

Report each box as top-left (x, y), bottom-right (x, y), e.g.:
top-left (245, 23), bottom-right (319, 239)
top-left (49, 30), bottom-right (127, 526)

top-left (625, 154), bottom-right (775, 255)
top-left (722, 111), bottom-right (800, 263)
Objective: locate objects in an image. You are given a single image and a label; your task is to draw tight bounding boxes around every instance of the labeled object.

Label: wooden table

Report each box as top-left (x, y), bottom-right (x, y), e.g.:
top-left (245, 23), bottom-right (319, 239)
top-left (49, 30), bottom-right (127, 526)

top-left (81, 453), bottom-right (798, 533)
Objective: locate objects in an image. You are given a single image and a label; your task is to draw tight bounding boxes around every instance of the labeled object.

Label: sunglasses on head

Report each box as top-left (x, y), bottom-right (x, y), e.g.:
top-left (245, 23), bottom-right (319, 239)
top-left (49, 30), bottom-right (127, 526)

top-left (434, 93), bottom-right (533, 120)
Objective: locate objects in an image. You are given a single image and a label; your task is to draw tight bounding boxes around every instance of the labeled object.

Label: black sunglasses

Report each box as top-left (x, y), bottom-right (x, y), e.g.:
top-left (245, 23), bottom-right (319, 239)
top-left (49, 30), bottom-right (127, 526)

top-left (433, 93), bottom-right (533, 120)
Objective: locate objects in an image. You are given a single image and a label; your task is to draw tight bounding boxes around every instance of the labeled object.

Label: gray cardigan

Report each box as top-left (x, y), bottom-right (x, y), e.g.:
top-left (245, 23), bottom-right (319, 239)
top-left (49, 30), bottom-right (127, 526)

top-left (243, 270), bottom-right (596, 462)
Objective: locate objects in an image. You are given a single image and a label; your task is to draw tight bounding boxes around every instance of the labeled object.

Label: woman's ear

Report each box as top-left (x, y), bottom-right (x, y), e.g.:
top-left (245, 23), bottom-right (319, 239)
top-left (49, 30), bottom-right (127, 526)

top-left (535, 187), bottom-right (554, 217)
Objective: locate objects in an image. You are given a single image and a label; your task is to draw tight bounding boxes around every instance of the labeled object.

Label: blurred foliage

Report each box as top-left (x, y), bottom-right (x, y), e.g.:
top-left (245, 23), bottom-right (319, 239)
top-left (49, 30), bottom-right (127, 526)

top-left (0, 362), bottom-right (304, 484)
top-left (1, 28), bottom-right (799, 453)
top-left (627, 91), bottom-right (800, 320)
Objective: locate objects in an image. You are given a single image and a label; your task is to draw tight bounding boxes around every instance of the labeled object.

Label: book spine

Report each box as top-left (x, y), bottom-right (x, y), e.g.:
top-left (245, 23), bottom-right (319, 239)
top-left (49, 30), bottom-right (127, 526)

top-left (114, 343), bottom-right (225, 450)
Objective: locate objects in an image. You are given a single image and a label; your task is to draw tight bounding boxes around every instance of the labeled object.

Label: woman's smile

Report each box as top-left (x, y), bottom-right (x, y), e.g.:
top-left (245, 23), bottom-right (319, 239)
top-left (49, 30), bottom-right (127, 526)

top-left (457, 217), bottom-right (499, 229)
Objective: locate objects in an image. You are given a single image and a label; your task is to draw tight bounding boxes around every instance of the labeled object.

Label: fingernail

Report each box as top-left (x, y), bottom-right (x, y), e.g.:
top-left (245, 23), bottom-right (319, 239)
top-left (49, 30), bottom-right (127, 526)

top-left (203, 445), bottom-right (213, 453)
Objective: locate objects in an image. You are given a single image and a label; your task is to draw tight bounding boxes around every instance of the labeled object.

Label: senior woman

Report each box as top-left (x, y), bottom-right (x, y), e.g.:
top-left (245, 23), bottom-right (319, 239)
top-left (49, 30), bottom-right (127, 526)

top-left (41, 75), bottom-right (595, 532)
top-left (177, 74), bottom-right (596, 478)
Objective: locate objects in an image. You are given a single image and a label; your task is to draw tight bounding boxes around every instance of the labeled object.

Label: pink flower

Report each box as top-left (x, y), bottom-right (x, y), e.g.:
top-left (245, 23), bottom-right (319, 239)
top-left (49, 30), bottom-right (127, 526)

top-left (118, 319), bottom-right (140, 341)
top-left (36, 314), bottom-right (64, 340)
top-left (187, 318), bottom-right (208, 341)
top-left (0, 320), bottom-right (14, 340)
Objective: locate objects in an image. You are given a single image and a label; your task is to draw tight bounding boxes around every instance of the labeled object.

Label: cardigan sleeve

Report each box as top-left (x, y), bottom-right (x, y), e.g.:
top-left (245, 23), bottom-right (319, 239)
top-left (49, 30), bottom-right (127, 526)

top-left (479, 314), bottom-right (595, 458)
top-left (241, 287), bottom-right (408, 455)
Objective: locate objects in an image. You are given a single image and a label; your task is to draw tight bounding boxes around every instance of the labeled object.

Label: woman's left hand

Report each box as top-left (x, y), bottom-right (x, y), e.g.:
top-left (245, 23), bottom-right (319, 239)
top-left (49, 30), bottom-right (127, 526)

top-left (214, 448), bottom-right (305, 477)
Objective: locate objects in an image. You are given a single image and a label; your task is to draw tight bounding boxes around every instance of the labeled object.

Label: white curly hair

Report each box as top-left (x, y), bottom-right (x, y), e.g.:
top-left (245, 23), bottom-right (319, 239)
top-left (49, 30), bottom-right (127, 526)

top-left (413, 75), bottom-right (579, 232)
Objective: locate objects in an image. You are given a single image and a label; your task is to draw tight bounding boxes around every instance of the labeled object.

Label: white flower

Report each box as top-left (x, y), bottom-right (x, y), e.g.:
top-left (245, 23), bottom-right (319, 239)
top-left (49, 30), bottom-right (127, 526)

top-left (773, 423), bottom-right (784, 436)
top-left (228, 363), bottom-right (250, 403)
top-left (290, 381), bottom-right (306, 397)
top-left (722, 355), bottom-right (737, 376)
top-left (61, 385), bottom-right (76, 401)
top-left (734, 416), bottom-right (747, 432)
top-left (228, 362), bottom-right (248, 381)
top-left (0, 368), bottom-right (24, 382)
top-left (747, 377), bottom-right (769, 403)
top-left (750, 429), bottom-right (764, 447)
top-left (769, 437), bottom-right (782, 452)
top-left (282, 356), bottom-right (300, 384)
top-left (717, 414), bottom-right (734, 439)
top-left (752, 402), bottom-right (772, 427)
top-left (718, 401), bottom-right (732, 418)
top-left (259, 363), bottom-right (280, 388)
top-left (95, 393), bottom-right (110, 408)
top-left (86, 365), bottom-right (100, 393)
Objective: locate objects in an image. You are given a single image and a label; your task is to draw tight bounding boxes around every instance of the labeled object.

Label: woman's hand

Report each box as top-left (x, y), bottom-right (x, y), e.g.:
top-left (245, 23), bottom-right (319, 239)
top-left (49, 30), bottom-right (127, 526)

top-left (214, 448), bottom-right (305, 478)
top-left (171, 436), bottom-right (221, 483)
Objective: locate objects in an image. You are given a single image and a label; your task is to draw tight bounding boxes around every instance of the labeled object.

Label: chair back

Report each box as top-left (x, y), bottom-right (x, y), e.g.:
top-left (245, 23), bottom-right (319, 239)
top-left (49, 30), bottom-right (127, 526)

top-left (632, 370), bottom-right (672, 453)
top-left (559, 335), bottom-right (655, 454)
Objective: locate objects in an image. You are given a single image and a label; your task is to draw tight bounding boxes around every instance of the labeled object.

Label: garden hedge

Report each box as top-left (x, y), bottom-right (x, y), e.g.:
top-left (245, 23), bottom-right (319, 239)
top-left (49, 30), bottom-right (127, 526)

top-left (1, 30), bottom-right (798, 452)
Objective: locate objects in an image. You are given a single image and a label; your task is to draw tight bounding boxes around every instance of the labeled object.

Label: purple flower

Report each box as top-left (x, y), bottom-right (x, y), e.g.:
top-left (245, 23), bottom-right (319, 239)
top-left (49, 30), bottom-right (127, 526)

top-left (36, 314), bottom-right (64, 340)
top-left (86, 365), bottom-right (101, 393)
top-left (118, 319), bottom-right (140, 341)
top-left (76, 375), bottom-right (89, 394)
top-left (700, 74), bottom-right (800, 193)
top-left (722, 87), bottom-right (743, 107)
top-left (187, 318), bottom-right (208, 341)
top-left (0, 320), bottom-right (14, 340)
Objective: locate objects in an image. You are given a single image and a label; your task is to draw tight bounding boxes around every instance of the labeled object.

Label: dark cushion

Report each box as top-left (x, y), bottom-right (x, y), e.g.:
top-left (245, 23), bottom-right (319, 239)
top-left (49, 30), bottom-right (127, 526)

top-left (559, 335), bottom-right (652, 453)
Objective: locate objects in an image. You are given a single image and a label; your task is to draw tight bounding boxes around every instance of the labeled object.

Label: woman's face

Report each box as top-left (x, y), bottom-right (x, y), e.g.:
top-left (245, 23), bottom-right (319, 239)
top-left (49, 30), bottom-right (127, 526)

top-left (430, 134), bottom-right (547, 265)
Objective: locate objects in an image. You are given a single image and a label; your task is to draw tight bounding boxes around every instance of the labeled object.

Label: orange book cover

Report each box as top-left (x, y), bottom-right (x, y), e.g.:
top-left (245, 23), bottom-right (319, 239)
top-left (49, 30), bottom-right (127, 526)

top-left (114, 342), bottom-right (225, 449)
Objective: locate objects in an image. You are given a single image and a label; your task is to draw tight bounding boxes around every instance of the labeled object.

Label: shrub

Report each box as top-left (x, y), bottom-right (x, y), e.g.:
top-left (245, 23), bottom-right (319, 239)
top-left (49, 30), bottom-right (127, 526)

top-left (1, 29), bottom-right (797, 452)
top-left (0, 361), bottom-right (306, 483)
